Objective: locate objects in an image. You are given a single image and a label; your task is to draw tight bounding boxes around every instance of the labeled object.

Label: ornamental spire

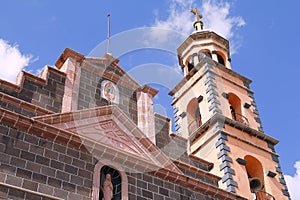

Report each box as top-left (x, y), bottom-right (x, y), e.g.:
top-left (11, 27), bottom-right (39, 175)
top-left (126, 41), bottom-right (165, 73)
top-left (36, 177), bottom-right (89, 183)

top-left (190, 8), bottom-right (203, 31)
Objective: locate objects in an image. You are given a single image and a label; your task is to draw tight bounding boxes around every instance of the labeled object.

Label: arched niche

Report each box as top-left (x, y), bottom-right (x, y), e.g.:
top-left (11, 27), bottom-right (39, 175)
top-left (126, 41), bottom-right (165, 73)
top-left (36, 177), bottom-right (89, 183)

top-left (92, 161), bottom-right (128, 200)
top-left (100, 166), bottom-right (121, 200)
top-left (244, 155), bottom-right (265, 193)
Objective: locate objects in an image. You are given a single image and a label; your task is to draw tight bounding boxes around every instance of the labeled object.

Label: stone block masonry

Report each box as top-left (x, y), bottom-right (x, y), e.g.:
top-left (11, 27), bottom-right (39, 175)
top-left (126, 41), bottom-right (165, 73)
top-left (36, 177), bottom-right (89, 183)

top-left (78, 67), bottom-right (138, 124)
top-left (0, 67), bottom-right (66, 114)
top-left (0, 124), bottom-right (96, 200)
top-left (126, 170), bottom-right (220, 200)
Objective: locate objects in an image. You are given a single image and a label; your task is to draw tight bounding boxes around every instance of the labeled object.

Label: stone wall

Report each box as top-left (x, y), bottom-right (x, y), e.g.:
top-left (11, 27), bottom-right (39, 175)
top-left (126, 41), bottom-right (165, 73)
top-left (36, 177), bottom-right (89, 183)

top-left (154, 114), bottom-right (218, 186)
top-left (78, 67), bottom-right (138, 124)
top-left (0, 92), bottom-right (54, 118)
top-left (126, 171), bottom-right (219, 200)
top-left (0, 124), bottom-right (96, 200)
top-left (0, 69), bottom-right (65, 114)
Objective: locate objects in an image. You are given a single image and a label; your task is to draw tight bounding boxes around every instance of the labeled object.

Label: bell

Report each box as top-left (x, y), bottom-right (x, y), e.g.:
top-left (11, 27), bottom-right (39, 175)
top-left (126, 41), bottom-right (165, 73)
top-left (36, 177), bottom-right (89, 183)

top-left (249, 177), bottom-right (262, 192)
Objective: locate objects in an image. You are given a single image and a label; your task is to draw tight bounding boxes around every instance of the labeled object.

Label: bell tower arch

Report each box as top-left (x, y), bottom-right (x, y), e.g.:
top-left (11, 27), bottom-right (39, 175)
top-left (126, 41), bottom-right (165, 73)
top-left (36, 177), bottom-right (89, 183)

top-left (169, 9), bottom-right (291, 200)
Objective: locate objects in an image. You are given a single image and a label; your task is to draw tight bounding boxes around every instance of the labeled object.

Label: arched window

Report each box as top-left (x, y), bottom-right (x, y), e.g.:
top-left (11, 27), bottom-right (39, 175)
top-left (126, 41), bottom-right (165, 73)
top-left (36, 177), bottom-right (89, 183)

top-left (244, 155), bottom-right (265, 195)
top-left (187, 98), bottom-right (202, 134)
top-left (217, 53), bottom-right (225, 66)
top-left (228, 92), bottom-right (249, 125)
top-left (185, 56), bottom-right (194, 72)
top-left (198, 50), bottom-right (212, 61)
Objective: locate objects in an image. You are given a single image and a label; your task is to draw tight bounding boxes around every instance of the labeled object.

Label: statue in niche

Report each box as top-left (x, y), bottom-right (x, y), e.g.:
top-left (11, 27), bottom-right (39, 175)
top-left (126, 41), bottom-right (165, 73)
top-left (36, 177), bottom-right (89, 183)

top-left (99, 165), bottom-right (121, 200)
top-left (102, 173), bottom-right (113, 200)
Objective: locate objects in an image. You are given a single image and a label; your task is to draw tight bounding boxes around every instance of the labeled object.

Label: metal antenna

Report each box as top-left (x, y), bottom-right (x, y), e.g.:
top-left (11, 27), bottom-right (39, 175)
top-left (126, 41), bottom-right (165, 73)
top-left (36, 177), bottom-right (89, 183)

top-left (107, 13), bottom-right (111, 54)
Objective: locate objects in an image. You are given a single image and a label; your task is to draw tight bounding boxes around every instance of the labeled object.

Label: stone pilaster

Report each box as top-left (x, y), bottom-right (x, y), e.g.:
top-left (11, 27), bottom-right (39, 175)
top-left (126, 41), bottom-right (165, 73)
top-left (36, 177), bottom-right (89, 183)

top-left (137, 85), bottom-right (158, 144)
top-left (55, 48), bottom-right (84, 112)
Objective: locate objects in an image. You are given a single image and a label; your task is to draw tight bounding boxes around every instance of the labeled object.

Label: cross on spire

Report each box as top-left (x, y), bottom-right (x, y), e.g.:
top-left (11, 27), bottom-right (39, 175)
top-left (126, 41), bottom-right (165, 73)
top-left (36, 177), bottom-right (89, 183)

top-left (190, 8), bottom-right (204, 31)
top-left (190, 8), bottom-right (203, 21)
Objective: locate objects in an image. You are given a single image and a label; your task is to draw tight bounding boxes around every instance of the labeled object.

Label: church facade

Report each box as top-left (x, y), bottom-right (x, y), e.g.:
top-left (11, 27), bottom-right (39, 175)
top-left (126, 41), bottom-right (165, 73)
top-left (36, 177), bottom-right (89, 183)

top-left (0, 11), bottom-right (290, 200)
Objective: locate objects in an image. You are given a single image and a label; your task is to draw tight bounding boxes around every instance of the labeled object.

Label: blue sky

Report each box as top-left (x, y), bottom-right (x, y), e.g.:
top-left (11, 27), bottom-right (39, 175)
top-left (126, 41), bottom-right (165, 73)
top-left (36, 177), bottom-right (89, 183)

top-left (0, 0), bottom-right (299, 198)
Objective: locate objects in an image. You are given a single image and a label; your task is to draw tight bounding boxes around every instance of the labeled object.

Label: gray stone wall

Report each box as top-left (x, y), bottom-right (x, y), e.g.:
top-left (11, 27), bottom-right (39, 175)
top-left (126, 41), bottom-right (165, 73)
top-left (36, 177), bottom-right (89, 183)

top-left (78, 68), bottom-right (138, 124)
top-left (126, 171), bottom-right (219, 200)
top-left (0, 71), bottom-right (65, 114)
top-left (0, 124), bottom-right (96, 200)
top-left (154, 116), bottom-right (217, 186)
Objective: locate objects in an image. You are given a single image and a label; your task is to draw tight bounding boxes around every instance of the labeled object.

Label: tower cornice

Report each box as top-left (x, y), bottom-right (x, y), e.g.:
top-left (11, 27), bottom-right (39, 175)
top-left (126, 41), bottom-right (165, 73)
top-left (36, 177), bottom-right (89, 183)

top-left (177, 31), bottom-right (229, 66)
top-left (189, 113), bottom-right (279, 147)
top-left (169, 57), bottom-right (252, 98)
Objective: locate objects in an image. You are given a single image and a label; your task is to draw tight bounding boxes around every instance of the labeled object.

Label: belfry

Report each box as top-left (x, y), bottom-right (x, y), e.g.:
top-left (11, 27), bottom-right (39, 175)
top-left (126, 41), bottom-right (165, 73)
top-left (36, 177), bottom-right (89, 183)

top-left (169, 9), bottom-right (291, 199)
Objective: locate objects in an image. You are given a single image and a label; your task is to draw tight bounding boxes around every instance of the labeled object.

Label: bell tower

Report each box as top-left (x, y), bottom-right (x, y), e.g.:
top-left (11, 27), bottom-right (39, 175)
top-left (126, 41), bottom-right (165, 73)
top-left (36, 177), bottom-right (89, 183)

top-left (169, 9), bottom-right (291, 200)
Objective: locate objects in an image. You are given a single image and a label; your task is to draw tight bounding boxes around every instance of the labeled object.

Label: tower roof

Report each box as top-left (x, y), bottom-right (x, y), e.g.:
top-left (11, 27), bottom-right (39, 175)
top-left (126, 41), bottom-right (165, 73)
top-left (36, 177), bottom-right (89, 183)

top-left (177, 31), bottom-right (230, 67)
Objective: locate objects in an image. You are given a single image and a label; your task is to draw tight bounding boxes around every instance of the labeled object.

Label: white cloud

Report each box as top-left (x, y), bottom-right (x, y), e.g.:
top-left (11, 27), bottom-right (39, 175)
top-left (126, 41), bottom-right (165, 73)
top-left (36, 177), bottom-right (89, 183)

top-left (202, 1), bottom-right (245, 39)
top-left (151, 0), bottom-right (245, 53)
top-left (285, 160), bottom-right (300, 200)
top-left (152, 0), bottom-right (194, 37)
top-left (0, 39), bottom-right (35, 82)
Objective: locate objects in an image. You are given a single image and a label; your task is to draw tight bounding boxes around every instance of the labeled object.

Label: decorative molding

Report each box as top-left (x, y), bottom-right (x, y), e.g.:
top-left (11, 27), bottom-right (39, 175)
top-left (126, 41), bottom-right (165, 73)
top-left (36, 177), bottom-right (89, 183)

top-left (55, 48), bottom-right (84, 69)
top-left (205, 71), bottom-right (222, 115)
top-left (137, 84), bottom-right (158, 98)
top-left (216, 132), bottom-right (238, 193)
top-left (275, 164), bottom-right (291, 198)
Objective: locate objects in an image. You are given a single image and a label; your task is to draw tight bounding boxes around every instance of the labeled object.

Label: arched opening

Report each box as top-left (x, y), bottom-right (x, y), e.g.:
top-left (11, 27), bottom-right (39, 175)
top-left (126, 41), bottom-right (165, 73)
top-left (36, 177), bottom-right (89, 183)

top-left (228, 93), bottom-right (241, 120)
top-left (92, 161), bottom-right (128, 200)
top-left (228, 92), bottom-right (248, 125)
top-left (99, 166), bottom-right (122, 200)
top-left (198, 50), bottom-right (212, 61)
top-left (187, 98), bottom-right (202, 134)
top-left (244, 155), bottom-right (266, 199)
top-left (217, 52), bottom-right (225, 66)
top-left (185, 56), bottom-right (195, 72)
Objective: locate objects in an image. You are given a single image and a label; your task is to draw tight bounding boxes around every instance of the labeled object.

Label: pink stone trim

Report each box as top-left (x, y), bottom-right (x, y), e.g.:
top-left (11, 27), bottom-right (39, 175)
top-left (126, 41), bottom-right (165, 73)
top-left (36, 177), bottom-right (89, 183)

top-left (60, 57), bottom-right (81, 112)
